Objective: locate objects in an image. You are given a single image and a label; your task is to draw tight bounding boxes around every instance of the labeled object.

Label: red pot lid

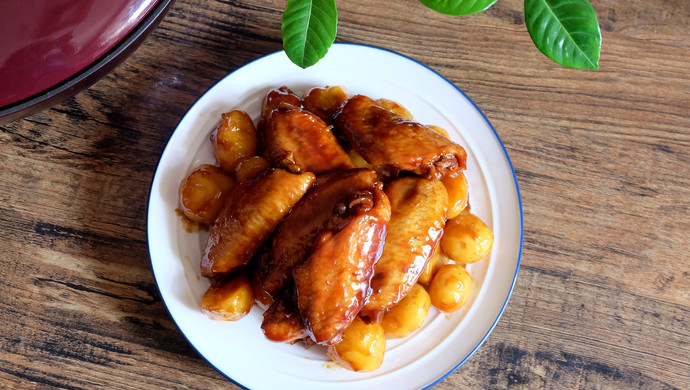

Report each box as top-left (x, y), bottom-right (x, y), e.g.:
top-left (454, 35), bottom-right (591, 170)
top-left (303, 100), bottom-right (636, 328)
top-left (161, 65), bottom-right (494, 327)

top-left (0, 0), bottom-right (159, 107)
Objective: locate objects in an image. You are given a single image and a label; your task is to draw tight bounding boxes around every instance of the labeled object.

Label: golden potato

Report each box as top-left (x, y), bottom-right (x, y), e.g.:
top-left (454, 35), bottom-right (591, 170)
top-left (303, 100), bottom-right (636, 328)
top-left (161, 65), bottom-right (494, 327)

top-left (251, 269), bottom-right (273, 311)
top-left (441, 213), bottom-right (494, 264)
top-left (201, 274), bottom-right (254, 321)
top-left (348, 149), bottom-right (372, 169)
top-left (381, 284), bottom-right (431, 338)
top-left (418, 247), bottom-right (450, 286)
top-left (442, 171), bottom-right (469, 219)
top-left (302, 86), bottom-right (349, 122)
top-left (428, 125), bottom-right (450, 138)
top-left (211, 110), bottom-right (259, 172)
top-left (428, 264), bottom-right (472, 312)
top-left (327, 316), bottom-right (386, 372)
top-left (234, 156), bottom-right (271, 182)
top-left (178, 164), bottom-right (236, 225)
top-left (377, 98), bottom-right (413, 120)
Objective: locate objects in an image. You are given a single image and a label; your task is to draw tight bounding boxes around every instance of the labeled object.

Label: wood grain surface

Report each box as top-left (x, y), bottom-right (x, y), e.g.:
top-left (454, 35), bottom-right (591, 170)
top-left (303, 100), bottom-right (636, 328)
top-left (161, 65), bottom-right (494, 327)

top-left (1, 0), bottom-right (688, 388)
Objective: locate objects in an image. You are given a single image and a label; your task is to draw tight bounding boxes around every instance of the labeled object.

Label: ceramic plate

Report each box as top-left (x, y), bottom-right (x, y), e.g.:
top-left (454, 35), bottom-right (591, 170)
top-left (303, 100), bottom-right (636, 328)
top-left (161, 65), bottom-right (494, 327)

top-left (147, 43), bottom-right (523, 390)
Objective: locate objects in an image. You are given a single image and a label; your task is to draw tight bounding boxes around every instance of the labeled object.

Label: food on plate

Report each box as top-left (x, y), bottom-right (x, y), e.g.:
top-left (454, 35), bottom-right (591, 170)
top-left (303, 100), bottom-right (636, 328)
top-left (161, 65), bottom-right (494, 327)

top-left (381, 283), bottom-right (431, 338)
top-left (251, 268), bottom-right (273, 310)
top-left (201, 274), bottom-right (254, 321)
top-left (258, 86), bottom-right (303, 132)
top-left (376, 98), bottom-right (413, 120)
top-left (233, 155), bottom-right (271, 182)
top-left (348, 148), bottom-right (372, 170)
top-left (258, 168), bottom-right (389, 344)
top-left (428, 264), bottom-right (472, 312)
top-left (360, 176), bottom-right (448, 322)
top-left (211, 110), bottom-right (259, 172)
top-left (177, 85), bottom-right (494, 372)
top-left (200, 168), bottom-right (315, 278)
top-left (334, 94), bottom-right (467, 180)
top-left (293, 184), bottom-right (390, 344)
top-left (302, 86), bottom-right (348, 124)
top-left (258, 168), bottom-right (379, 298)
top-left (418, 246), bottom-right (451, 286)
top-left (261, 292), bottom-right (307, 343)
top-left (428, 124), bottom-right (450, 138)
top-left (263, 107), bottom-right (354, 174)
top-left (441, 211), bottom-right (494, 264)
top-left (327, 316), bottom-right (386, 372)
top-left (178, 164), bottom-right (236, 225)
top-left (442, 171), bottom-right (469, 219)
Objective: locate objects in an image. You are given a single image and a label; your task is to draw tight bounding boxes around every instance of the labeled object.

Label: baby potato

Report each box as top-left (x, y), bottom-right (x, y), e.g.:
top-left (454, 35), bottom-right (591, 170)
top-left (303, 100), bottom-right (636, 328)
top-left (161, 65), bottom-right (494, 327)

top-left (377, 98), bottom-right (413, 120)
top-left (442, 171), bottom-right (469, 219)
top-left (381, 284), bottom-right (431, 339)
top-left (428, 264), bottom-right (472, 312)
top-left (441, 213), bottom-right (494, 264)
top-left (178, 164), bottom-right (236, 225)
top-left (418, 247), bottom-right (450, 286)
top-left (201, 274), bottom-right (254, 321)
top-left (428, 125), bottom-right (450, 138)
top-left (302, 86), bottom-right (349, 122)
top-left (348, 149), bottom-right (372, 169)
top-left (234, 156), bottom-right (271, 182)
top-left (211, 110), bottom-right (259, 172)
top-left (327, 316), bottom-right (386, 372)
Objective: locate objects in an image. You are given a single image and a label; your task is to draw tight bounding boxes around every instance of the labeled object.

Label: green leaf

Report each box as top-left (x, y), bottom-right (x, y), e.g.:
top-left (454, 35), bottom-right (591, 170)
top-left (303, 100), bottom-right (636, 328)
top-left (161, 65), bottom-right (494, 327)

top-left (282, 0), bottom-right (337, 68)
top-left (418, 0), bottom-right (497, 15)
top-left (524, 0), bottom-right (602, 69)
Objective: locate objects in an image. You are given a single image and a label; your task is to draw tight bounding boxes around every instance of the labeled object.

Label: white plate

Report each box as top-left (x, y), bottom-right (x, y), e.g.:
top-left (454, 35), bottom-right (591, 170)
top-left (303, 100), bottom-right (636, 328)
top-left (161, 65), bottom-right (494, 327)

top-left (147, 43), bottom-right (523, 390)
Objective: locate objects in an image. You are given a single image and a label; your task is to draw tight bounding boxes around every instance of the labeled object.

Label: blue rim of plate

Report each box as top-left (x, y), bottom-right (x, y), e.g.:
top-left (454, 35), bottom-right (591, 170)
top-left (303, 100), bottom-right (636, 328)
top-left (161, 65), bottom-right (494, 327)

top-left (146, 42), bottom-right (523, 389)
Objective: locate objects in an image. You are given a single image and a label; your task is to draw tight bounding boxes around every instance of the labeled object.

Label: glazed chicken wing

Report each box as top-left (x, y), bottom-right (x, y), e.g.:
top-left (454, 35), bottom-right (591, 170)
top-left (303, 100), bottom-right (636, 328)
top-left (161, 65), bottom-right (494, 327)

top-left (200, 169), bottom-right (315, 277)
top-left (334, 94), bottom-right (467, 180)
top-left (258, 169), bottom-right (379, 298)
top-left (293, 186), bottom-right (391, 345)
top-left (360, 177), bottom-right (449, 322)
top-left (263, 108), bottom-right (354, 174)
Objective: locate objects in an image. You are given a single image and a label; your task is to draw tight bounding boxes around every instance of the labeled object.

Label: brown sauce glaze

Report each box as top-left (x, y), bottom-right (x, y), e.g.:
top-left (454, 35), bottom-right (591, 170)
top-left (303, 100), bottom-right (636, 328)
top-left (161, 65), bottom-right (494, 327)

top-left (334, 94), bottom-right (467, 180)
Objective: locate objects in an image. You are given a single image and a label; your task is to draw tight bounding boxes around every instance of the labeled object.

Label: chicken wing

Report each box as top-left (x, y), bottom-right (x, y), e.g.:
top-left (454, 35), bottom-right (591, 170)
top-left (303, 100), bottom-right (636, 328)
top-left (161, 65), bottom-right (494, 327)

top-left (258, 168), bottom-right (379, 298)
top-left (334, 94), bottom-right (467, 180)
top-left (200, 168), bottom-right (315, 277)
top-left (263, 108), bottom-right (354, 174)
top-left (360, 177), bottom-right (448, 322)
top-left (293, 186), bottom-right (391, 345)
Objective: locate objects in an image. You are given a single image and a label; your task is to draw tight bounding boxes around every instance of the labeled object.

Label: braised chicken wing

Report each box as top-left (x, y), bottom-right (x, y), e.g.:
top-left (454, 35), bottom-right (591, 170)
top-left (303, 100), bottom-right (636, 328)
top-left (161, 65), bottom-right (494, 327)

top-left (293, 186), bottom-right (391, 345)
top-left (263, 108), bottom-right (354, 174)
top-left (200, 169), bottom-right (315, 277)
top-left (334, 94), bottom-right (467, 180)
top-left (258, 169), bottom-right (379, 298)
top-left (360, 177), bottom-right (448, 322)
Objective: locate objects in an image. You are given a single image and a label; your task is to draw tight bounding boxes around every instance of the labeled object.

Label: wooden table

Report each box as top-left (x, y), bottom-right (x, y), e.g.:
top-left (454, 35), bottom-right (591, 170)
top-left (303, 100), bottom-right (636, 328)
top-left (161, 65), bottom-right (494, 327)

top-left (1, 0), bottom-right (688, 388)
